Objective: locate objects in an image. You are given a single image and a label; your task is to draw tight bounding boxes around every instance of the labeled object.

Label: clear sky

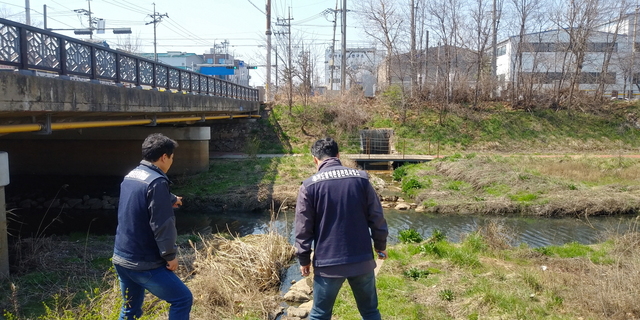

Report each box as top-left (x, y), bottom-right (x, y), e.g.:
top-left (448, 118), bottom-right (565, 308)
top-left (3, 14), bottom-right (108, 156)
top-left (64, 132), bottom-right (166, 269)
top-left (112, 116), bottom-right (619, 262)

top-left (1, 0), bottom-right (370, 86)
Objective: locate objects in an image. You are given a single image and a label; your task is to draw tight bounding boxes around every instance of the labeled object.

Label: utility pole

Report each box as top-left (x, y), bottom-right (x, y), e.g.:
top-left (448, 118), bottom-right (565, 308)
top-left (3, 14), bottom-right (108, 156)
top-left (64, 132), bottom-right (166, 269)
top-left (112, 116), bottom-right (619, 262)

top-left (275, 45), bottom-right (279, 90)
top-left (329, 1), bottom-right (339, 91)
top-left (43, 4), bottom-right (47, 29)
top-left (25, 0), bottom-right (31, 25)
top-left (341, 0), bottom-right (347, 93)
top-left (410, 0), bottom-right (417, 97)
top-left (87, 0), bottom-right (93, 39)
top-left (425, 30), bottom-right (429, 89)
top-left (276, 8), bottom-right (293, 111)
top-left (73, 1), bottom-right (95, 38)
top-left (265, 0), bottom-right (272, 102)
top-left (631, 6), bottom-right (639, 99)
top-left (491, 0), bottom-right (498, 98)
top-left (146, 3), bottom-right (168, 62)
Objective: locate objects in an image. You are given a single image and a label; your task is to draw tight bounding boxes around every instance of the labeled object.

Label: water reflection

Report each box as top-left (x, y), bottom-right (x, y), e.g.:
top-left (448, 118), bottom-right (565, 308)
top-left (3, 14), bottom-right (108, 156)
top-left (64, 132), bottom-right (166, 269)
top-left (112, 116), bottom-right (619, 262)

top-left (178, 209), bottom-right (634, 248)
top-left (10, 207), bottom-right (634, 249)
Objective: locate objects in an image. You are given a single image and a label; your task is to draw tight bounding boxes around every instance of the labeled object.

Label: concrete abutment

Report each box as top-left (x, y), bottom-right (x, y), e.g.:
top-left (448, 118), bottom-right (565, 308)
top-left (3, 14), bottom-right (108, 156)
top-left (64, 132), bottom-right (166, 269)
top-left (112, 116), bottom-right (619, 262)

top-left (0, 127), bottom-right (211, 176)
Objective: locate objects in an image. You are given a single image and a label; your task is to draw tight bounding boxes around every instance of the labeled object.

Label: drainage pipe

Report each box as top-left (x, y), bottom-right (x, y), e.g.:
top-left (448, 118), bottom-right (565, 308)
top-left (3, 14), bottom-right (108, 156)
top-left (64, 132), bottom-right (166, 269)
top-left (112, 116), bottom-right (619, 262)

top-left (0, 124), bottom-right (43, 134)
top-left (0, 114), bottom-right (261, 134)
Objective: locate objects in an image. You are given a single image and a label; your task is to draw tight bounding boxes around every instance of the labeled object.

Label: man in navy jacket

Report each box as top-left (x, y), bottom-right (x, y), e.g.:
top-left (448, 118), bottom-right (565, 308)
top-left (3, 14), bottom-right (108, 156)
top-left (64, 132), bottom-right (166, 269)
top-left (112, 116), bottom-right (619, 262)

top-left (295, 137), bottom-right (388, 320)
top-left (112, 133), bottom-right (192, 320)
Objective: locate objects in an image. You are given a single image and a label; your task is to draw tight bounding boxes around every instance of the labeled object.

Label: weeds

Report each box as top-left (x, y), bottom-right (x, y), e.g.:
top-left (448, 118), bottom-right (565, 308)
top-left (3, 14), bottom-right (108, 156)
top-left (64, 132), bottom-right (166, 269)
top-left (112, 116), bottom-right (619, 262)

top-left (403, 267), bottom-right (431, 280)
top-left (398, 229), bottom-right (423, 244)
top-left (333, 220), bottom-right (640, 319)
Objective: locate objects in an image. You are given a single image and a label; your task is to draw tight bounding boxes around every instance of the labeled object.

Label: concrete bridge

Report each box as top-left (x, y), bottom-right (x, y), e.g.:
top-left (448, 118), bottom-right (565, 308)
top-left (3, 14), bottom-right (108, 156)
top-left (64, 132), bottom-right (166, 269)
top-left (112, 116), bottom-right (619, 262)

top-left (0, 17), bottom-right (261, 175)
top-left (0, 18), bottom-right (262, 276)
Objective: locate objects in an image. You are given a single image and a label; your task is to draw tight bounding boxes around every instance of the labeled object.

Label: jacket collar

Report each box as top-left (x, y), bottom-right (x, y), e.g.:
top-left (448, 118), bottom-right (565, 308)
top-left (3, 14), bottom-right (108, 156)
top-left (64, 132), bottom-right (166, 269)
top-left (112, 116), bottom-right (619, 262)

top-left (317, 157), bottom-right (342, 171)
top-left (140, 160), bottom-right (171, 182)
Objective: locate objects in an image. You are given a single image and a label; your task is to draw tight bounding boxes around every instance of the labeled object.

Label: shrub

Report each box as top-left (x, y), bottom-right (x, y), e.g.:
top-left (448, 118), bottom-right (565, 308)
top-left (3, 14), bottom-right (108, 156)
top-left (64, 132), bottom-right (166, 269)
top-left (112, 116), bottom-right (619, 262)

top-left (392, 165), bottom-right (410, 181)
top-left (429, 229), bottom-right (447, 242)
top-left (401, 178), bottom-right (426, 194)
top-left (403, 267), bottom-right (431, 281)
top-left (438, 289), bottom-right (455, 301)
top-left (399, 229), bottom-right (423, 244)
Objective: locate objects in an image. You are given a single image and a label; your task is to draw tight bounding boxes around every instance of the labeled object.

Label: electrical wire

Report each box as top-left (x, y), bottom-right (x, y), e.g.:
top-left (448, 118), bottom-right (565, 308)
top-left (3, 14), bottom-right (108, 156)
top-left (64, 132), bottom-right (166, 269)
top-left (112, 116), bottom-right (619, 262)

top-left (246, 0), bottom-right (266, 15)
top-left (162, 18), bottom-right (212, 47)
top-left (108, 0), bottom-right (149, 13)
top-left (0, 1), bottom-right (22, 9)
top-left (100, 0), bottom-right (148, 15)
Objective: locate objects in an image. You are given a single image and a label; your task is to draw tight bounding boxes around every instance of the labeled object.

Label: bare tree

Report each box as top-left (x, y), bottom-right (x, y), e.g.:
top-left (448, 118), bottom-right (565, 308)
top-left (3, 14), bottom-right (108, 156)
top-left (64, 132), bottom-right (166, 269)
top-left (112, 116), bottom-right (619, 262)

top-left (594, 1), bottom-right (632, 100)
top-left (553, 0), bottom-right (605, 107)
top-left (465, 0), bottom-right (496, 106)
top-left (508, 0), bottom-right (545, 105)
top-left (355, 0), bottom-right (404, 88)
top-left (427, 0), bottom-right (464, 109)
top-left (115, 32), bottom-right (143, 54)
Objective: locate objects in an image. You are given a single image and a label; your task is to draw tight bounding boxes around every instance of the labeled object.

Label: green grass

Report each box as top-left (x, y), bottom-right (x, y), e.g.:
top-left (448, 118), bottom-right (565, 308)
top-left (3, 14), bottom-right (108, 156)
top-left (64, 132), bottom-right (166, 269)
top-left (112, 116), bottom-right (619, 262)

top-left (172, 155), bottom-right (315, 198)
top-left (398, 229), bottom-right (423, 244)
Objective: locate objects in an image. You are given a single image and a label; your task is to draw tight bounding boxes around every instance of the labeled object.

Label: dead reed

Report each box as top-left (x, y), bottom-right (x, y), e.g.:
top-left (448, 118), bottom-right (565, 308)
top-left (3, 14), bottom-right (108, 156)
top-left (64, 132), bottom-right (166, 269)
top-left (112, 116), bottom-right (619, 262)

top-left (188, 230), bottom-right (295, 319)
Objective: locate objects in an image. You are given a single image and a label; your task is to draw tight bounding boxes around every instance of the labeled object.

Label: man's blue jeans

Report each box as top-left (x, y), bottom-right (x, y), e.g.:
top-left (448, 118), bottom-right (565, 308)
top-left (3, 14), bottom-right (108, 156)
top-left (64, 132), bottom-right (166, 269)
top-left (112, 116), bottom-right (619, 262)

top-left (115, 264), bottom-right (193, 320)
top-left (309, 271), bottom-right (381, 320)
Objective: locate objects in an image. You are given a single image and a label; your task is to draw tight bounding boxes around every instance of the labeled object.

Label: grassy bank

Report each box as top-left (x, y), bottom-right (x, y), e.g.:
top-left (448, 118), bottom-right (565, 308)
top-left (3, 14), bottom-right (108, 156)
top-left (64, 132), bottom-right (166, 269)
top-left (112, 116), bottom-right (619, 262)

top-left (332, 222), bottom-right (640, 320)
top-left (171, 153), bottom-right (640, 216)
top-left (394, 154), bottom-right (640, 216)
top-left (4, 221), bottom-right (640, 319)
top-left (1, 230), bottom-right (294, 320)
top-left (266, 99), bottom-right (640, 155)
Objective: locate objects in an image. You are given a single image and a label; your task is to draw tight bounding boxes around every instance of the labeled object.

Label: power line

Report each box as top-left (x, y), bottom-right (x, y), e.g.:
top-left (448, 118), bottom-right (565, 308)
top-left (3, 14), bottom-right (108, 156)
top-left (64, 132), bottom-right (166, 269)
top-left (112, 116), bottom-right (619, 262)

top-left (109, 0), bottom-right (149, 13)
top-left (246, 0), bottom-right (265, 15)
top-left (163, 18), bottom-right (212, 47)
top-left (101, 0), bottom-right (147, 15)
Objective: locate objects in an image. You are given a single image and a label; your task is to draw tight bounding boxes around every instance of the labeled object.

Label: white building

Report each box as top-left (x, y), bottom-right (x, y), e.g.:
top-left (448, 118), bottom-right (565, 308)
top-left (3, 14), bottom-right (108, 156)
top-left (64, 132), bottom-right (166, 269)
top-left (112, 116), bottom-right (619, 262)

top-left (496, 13), bottom-right (640, 98)
top-left (324, 47), bottom-right (384, 96)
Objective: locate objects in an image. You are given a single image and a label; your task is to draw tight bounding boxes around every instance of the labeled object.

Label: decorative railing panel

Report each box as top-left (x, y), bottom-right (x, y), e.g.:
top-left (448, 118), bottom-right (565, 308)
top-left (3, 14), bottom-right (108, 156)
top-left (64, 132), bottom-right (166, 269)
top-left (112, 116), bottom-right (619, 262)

top-left (181, 72), bottom-right (190, 91)
top-left (95, 49), bottom-right (116, 79)
top-left (169, 68), bottom-right (180, 89)
top-left (192, 74), bottom-right (200, 92)
top-left (0, 18), bottom-right (259, 101)
top-left (27, 31), bottom-right (60, 70)
top-left (139, 60), bottom-right (153, 85)
top-left (119, 55), bottom-right (137, 83)
top-left (65, 41), bottom-right (91, 75)
top-left (0, 23), bottom-right (19, 65)
top-left (155, 65), bottom-right (168, 87)
top-left (207, 78), bottom-right (214, 94)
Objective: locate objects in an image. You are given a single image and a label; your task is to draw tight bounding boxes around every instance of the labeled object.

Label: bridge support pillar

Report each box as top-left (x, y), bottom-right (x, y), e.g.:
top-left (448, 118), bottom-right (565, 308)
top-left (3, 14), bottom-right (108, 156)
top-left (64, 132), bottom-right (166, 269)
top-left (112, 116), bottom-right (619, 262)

top-left (0, 127), bottom-right (211, 176)
top-left (0, 152), bottom-right (9, 278)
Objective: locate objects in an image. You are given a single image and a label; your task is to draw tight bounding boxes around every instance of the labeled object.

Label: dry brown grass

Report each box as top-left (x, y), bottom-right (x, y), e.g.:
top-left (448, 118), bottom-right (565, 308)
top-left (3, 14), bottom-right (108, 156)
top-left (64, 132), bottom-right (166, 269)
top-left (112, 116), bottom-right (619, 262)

top-left (188, 230), bottom-right (295, 319)
top-left (411, 155), bottom-right (640, 216)
top-left (529, 232), bottom-right (640, 319)
top-left (526, 156), bottom-right (640, 184)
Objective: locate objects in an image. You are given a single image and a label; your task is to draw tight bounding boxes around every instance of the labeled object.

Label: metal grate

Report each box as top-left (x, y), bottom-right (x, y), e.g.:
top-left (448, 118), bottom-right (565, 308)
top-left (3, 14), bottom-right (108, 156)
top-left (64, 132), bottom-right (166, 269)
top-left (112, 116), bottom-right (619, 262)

top-left (358, 129), bottom-right (394, 154)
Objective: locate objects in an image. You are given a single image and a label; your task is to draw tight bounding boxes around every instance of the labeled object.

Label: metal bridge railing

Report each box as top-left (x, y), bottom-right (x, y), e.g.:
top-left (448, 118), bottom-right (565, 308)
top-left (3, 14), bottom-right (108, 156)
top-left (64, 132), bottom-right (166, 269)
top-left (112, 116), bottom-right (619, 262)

top-left (0, 17), bottom-right (259, 102)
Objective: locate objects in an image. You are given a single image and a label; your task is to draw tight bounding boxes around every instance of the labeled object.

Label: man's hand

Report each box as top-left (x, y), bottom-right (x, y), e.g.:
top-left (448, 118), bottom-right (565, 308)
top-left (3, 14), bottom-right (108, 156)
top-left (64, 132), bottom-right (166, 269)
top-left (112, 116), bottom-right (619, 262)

top-left (376, 250), bottom-right (388, 260)
top-left (166, 258), bottom-right (179, 271)
top-left (300, 264), bottom-right (311, 277)
top-left (173, 196), bottom-right (183, 208)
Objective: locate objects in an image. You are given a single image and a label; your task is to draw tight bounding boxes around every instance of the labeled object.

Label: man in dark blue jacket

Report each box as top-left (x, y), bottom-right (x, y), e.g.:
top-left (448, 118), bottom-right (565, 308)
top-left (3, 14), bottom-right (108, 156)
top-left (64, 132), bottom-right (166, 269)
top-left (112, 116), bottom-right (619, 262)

top-left (295, 137), bottom-right (388, 320)
top-left (112, 133), bottom-right (192, 320)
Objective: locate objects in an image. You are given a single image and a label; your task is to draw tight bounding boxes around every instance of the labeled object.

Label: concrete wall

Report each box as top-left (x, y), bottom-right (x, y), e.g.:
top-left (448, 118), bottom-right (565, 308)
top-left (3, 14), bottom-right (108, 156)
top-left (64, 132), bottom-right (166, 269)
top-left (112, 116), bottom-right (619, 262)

top-left (0, 71), bottom-right (259, 115)
top-left (0, 127), bottom-right (211, 176)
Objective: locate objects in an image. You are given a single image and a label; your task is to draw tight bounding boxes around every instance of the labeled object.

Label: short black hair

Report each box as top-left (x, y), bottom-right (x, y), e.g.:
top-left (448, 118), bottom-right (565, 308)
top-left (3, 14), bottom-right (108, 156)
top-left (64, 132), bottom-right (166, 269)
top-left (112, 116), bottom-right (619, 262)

top-left (311, 137), bottom-right (339, 160)
top-left (142, 133), bottom-right (178, 162)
